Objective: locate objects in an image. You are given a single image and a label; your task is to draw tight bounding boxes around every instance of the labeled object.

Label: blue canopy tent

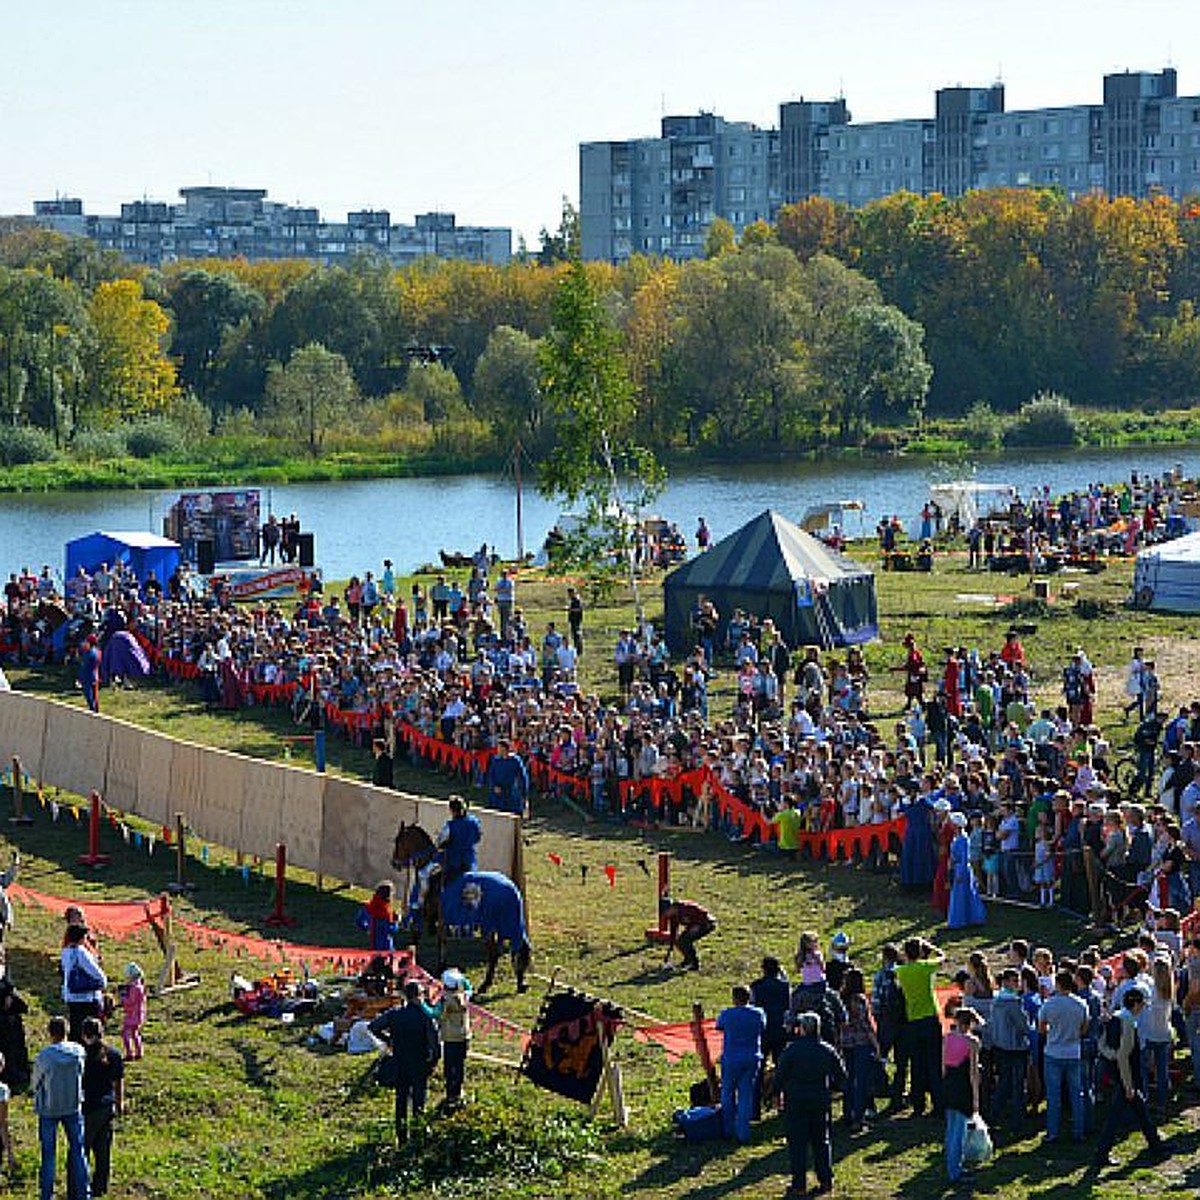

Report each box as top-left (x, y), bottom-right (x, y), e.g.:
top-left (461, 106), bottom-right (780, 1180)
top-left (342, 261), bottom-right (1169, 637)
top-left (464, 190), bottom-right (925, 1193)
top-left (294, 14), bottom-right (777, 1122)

top-left (65, 531), bottom-right (181, 589)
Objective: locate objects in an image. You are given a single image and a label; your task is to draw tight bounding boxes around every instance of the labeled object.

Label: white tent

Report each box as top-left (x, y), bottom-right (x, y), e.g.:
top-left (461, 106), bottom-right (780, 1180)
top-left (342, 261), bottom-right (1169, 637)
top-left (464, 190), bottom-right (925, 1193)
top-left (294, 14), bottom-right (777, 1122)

top-left (1132, 532), bottom-right (1200, 613)
top-left (929, 482), bottom-right (1017, 529)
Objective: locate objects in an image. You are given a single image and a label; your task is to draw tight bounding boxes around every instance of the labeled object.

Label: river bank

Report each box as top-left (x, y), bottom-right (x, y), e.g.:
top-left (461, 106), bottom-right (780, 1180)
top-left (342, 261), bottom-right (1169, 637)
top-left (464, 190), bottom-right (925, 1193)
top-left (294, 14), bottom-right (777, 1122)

top-left (3, 404), bottom-right (1200, 495)
top-left (3, 444), bottom-right (1198, 580)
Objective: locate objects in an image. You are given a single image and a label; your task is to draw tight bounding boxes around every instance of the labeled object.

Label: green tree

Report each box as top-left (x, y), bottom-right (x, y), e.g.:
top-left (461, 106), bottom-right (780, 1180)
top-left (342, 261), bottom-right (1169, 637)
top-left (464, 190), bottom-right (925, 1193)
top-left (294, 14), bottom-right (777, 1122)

top-left (405, 360), bottom-right (467, 424)
top-left (663, 246), bottom-right (812, 447)
top-left (0, 267), bottom-right (91, 440)
top-left (814, 302), bottom-right (932, 442)
top-left (472, 325), bottom-right (546, 449)
top-left (538, 260), bottom-right (663, 609)
top-left (703, 218), bottom-right (736, 259)
top-left (166, 268), bottom-right (265, 408)
top-left (538, 199), bottom-right (581, 266)
top-left (263, 343), bottom-right (357, 457)
top-left (265, 266), bottom-right (387, 396)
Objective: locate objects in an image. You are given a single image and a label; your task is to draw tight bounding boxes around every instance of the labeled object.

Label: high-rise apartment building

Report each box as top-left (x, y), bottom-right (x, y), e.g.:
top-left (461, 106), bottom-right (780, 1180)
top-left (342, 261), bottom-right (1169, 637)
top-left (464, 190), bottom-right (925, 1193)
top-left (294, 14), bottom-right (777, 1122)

top-left (27, 185), bottom-right (511, 267)
top-left (581, 113), bottom-right (778, 261)
top-left (582, 68), bottom-right (1200, 263)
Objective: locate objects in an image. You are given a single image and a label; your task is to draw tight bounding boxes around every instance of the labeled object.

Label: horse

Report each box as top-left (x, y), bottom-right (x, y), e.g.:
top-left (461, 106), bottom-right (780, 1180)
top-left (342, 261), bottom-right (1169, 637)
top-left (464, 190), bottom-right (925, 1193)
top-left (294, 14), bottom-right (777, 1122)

top-left (391, 823), bottom-right (531, 994)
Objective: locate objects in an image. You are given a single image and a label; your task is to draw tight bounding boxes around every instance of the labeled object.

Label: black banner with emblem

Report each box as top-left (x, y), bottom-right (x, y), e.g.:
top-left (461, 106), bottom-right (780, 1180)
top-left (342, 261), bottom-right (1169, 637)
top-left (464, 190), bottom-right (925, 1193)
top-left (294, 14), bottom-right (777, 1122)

top-left (519, 988), bottom-right (623, 1105)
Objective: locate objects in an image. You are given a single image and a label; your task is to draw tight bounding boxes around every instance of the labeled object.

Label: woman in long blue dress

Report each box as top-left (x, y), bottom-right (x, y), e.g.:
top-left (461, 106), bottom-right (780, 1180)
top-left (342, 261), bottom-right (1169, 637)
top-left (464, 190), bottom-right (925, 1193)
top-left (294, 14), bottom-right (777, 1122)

top-left (899, 792), bottom-right (937, 888)
top-left (946, 812), bottom-right (987, 928)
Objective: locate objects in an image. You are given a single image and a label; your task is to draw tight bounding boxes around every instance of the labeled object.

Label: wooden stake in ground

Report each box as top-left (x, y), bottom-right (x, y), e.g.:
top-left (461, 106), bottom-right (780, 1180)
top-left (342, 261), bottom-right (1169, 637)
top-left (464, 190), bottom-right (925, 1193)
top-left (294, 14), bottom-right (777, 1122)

top-left (149, 895), bottom-right (200, 996)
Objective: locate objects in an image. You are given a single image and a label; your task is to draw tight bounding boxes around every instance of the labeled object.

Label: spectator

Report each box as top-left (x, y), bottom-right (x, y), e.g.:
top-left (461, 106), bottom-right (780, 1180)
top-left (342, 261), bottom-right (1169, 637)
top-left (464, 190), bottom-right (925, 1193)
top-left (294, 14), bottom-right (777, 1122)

top-left (895, 937), bottom-right (945, 1118)
top-left (715, 984), bottom-right (765, 1145)
top-left (838, 967), bottom-right (878, 1133)
top-left (1039, 967), bottom-right (1088, 1145)
top-left (80, 1016), bottom-right (123, 1197)
top-left (942, 1003), bottom-right (982, 1185)
top-left (775, 1011), bottom-right (845, 1198)
top-left (433, 968), bottom-right (471, 1110)
top-left (1093, 987), bottom-right (1165, 1171)
top-left (61, 924), bottom-right (106, 1043)
top-left (749, 957), bottom-right (790, 1070)
top-left (369, 981), bottom-right (441, 1145)
top-left (32, 1015), bottom-right (89, 1200)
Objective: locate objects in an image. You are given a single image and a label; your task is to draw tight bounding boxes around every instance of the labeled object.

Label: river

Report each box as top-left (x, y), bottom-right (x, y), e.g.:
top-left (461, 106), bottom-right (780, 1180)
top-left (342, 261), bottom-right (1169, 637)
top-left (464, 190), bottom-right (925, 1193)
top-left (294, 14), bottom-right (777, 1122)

top-left (0, 445), bottom-right (1195, 581)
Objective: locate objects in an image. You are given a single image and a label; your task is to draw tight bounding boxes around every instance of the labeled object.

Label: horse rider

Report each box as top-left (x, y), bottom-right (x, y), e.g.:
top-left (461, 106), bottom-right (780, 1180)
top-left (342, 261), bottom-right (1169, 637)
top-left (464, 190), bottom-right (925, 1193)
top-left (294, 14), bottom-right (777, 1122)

top-left (416, 795), bottom-right (481, 908)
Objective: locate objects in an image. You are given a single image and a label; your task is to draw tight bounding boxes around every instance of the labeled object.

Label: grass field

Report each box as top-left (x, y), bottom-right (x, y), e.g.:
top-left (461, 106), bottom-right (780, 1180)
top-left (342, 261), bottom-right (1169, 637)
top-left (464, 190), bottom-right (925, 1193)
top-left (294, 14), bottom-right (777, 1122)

top-left (4, 549), bottom-right (1200, 1198)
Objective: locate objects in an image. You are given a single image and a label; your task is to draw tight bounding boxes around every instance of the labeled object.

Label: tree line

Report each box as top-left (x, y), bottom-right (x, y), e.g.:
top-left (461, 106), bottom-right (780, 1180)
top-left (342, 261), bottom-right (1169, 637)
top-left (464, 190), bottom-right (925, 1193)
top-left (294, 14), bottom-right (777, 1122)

top-left (1, 188), bottom-right (1199, 466)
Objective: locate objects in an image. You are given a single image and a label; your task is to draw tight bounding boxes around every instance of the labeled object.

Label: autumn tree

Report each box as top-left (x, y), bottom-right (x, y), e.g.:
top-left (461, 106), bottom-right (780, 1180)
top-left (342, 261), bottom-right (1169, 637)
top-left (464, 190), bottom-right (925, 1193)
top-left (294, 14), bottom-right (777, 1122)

top-left (84, 279), bottom-right (178, 428)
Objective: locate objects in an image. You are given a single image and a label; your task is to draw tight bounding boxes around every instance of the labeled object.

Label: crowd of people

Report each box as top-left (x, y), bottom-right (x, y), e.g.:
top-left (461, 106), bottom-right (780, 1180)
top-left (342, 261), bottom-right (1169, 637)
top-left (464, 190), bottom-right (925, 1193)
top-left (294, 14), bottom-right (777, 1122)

top-left (0, 856), bottom-right (146, 1200)
top-left (712, 923), bottom-right (1194, 1194)
top-left (3, 472), bottom-right (1200, 1192)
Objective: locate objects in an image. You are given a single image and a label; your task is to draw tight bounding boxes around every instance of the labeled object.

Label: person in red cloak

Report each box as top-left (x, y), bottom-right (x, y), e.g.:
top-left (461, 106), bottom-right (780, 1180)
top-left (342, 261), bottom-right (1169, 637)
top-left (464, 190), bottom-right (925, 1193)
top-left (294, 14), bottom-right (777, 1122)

top-left (930, 799), bottom-right (954, 916)
top-left (900, 633), bottom-right (926, 712)
top-left (943, 650), bottom-right (962, 719)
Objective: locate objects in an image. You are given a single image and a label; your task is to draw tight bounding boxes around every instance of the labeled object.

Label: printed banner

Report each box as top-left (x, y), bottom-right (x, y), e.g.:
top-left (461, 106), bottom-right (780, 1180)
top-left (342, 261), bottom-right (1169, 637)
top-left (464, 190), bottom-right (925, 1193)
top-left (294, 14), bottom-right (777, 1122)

top-left (520, 989), bottom-right (623, 1105)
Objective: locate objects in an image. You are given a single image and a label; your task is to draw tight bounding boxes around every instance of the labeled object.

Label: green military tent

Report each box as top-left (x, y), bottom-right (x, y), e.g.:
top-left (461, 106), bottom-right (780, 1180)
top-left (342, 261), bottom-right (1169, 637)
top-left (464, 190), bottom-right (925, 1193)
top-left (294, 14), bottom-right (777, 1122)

top-left (662, 510), bottom-right (878, 653)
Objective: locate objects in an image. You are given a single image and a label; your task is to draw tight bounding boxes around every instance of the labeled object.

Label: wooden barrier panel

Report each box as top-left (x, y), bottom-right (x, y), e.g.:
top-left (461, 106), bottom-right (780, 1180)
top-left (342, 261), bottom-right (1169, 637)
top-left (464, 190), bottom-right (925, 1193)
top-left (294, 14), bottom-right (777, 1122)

top-left (0, 693), bottom-right (521, 893)
top-left (280, 769), bottom-right (325, 874)
top-left (168, 741), bottom-right (204, 838)
top-left (197, 747), bottom-right (246, 851)
top-left (103, 721), bottom-right (143, 813)
top-left (474, 806), bottom-right (520, 876)
top-left (0, 691), bottom-right (48, 780)
top-left (42, 704), bottom-right (112, 801)
top-left (361, 786), bottom-right (423, 886)
top-left (240, 758), bottom-right (287, 853)
top-left (135, 729), bottom-right (176, 828)
top-left (319, 776), bottom-right (372, 886)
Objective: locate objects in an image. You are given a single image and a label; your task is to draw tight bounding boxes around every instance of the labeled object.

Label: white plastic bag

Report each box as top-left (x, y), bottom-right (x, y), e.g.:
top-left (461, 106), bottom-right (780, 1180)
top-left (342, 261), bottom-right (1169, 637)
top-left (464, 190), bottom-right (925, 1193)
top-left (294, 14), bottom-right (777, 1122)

top-left (962, 1115), bottom-right (993, 1166)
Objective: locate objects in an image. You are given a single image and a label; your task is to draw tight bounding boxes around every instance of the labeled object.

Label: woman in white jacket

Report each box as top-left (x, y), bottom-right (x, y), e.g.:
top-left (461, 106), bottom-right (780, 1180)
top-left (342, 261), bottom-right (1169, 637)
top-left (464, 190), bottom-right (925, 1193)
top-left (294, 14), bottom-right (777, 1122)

top-left (61, 923), bottom-right (107, 1041)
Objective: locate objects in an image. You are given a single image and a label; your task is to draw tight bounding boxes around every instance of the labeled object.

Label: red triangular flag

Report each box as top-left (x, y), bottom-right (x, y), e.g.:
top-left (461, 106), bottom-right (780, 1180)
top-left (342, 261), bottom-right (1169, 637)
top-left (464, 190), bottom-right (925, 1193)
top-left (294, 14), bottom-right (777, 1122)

top-left (548, 852), bottom-right (563, 867)
top-left (604, 864), bottom-right (616, 888)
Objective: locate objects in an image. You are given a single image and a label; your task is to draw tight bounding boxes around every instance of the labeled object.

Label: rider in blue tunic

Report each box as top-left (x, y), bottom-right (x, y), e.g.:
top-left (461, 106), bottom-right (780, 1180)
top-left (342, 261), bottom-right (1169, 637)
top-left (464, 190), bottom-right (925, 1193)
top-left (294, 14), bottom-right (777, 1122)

top-left (441, 797), bottom-right (481, 878)
top-left (482, 739), bottom-right (529, 816)
top-left (416, 795), bottom-right (480, 907)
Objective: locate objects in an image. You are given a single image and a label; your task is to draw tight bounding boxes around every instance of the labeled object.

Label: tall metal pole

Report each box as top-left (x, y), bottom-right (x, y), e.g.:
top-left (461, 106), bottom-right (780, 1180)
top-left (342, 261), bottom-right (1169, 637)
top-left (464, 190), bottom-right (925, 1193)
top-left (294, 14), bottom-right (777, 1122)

top-left (514, 438), bottom-right (524, 560)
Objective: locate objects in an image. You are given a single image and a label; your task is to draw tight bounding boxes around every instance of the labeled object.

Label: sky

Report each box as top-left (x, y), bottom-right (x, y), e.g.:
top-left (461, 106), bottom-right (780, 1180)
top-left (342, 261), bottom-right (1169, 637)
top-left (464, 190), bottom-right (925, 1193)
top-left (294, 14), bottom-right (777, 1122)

top-left (3, 0), bottom-right (1199, 248)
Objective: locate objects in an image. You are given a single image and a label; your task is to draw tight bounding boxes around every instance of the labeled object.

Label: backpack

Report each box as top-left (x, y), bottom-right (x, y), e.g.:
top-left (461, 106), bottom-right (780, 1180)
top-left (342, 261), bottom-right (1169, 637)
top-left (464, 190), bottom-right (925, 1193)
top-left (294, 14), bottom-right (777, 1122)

top-left (874, 972), bottom-right (908, 1027)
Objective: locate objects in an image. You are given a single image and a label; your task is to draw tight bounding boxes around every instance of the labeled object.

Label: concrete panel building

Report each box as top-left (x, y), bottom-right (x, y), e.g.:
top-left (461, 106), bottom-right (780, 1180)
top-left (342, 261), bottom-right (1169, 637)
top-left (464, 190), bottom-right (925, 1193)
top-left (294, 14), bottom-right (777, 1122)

top-left (581, 66), bottom-right (1200, 262)
top-left (28, 185), bottom-right (511, 268)
top-left (580, 113), bottom-right (779, 262)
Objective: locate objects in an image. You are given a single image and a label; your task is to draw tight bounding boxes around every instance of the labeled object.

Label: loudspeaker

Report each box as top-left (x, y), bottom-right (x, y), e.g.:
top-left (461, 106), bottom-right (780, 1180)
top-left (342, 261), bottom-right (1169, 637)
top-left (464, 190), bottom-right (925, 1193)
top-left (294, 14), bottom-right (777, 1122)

top-left (297, 532), bottom-right (315, 568)
top-left (196, 539), bottom-right (215, 575)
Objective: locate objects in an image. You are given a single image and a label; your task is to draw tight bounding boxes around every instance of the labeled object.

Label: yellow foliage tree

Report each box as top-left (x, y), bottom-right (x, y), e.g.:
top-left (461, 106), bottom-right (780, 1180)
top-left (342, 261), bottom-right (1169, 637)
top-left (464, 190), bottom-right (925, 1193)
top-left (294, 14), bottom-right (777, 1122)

top-left (86, 279), bottom-right (178, 426)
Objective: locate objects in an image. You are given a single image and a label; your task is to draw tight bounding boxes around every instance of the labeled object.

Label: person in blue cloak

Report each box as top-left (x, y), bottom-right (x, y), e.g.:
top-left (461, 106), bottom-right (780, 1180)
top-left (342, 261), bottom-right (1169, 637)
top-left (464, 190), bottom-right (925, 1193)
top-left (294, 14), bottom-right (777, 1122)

top-left (482, 739), bottom-right (529, 816)
top-left (946, 811), bottom-right (988, 929)
top-left (899, 788), bottom-right (937, 889)
top-left (77, 635), bottom-right (101, 713)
